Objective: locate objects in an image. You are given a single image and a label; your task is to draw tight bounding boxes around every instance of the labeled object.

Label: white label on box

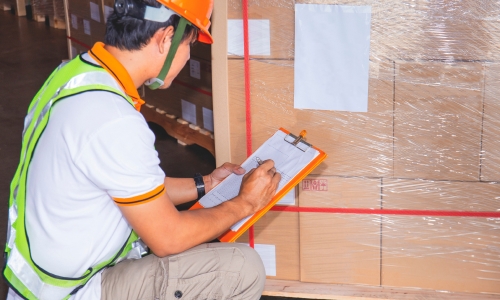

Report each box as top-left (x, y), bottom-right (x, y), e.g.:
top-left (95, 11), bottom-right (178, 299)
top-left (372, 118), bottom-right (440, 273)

top-left (227, 19), bottom-right (271, 56)
top-left (276, 188), bottom-right (296, 206)
top-left (181, 99), bottom-right (197, 125)
top-left (71, 46), bottom-right (77, 59)
top-left (294, 4), bottom-right (372, 112)
top-left (83, 19), bottom-right (91, 35)
top-left (202, 107), bottom-right (214, 132)
top-left (90, 2), bottom-right (101, 22)
top-left (241, 244), bottom-right (276, 277)
top-left (189, 59), bottom-right (201, 80)
top-left (71, 14), bottom-right (78, 29)
top-left (104, 5), bottom-right (114, 23)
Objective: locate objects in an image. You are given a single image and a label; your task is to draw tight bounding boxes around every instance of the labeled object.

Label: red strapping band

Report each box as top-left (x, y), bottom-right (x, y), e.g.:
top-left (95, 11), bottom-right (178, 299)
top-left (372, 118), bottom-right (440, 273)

top-left (242, 0), bottom-right (255, 248)
top-left (173, 79), bottom-right (213, 97)
top-left (66, 36), bottom-right (91, 50)
top-left (270, 206), bottom-right (500, 218)
top-left (243, 0), bottom-right (252, 157)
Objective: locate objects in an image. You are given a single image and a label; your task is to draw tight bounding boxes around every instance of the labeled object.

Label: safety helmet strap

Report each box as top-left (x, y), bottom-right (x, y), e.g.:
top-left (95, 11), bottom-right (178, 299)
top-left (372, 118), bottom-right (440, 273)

top-left (145, 17), bottom-right (191, 90)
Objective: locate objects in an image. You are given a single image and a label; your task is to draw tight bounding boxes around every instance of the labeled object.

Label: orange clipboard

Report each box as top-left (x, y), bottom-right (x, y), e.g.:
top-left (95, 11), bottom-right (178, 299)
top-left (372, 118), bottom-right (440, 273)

top-left (189, 128), bottom-right (327, 243)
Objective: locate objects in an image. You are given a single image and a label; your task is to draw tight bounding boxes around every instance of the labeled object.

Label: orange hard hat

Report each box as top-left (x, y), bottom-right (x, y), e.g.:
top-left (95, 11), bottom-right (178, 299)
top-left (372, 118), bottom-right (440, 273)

top-left (157, 0), bottom-right (213, 44)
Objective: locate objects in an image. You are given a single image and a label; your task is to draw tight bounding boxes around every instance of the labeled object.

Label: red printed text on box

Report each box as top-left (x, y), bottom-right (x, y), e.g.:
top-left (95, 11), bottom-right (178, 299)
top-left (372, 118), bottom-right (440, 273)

top-left (302, 179), bottom-right (328, 191)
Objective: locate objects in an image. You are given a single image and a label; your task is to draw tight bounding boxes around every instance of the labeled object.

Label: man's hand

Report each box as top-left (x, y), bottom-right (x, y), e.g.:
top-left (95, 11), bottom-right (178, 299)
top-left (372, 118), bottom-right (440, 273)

top-left (120, 160), bottom-right (280, 257)
top-left (205, 162), bottom-right (246, 193)
top-left (234, 159), bottom-right (281, 216)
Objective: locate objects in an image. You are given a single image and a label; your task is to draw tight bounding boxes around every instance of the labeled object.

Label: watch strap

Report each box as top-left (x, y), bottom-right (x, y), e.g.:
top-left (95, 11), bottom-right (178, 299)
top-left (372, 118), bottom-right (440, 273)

top-left (194, 173), bottom-right (205, 200)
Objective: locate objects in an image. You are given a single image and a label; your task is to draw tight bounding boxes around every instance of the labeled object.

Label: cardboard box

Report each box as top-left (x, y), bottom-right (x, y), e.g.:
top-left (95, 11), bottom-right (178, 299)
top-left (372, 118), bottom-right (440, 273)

top-left (68, 13), bottom-right (92, 48)
top-left (175, 57), bottom-right (212, 92)
top-left (32, 0), bottom-right (53, 16)
top-left (227, 0), bottom-right (500, 61)
top-left (382, 179), bottom-right (500, 294)
top-left (228, 0), bottom-right (294, 59)
top-left (393, 61), bottom-right (484, 181)
top-left (68, 0), bottom-right (105, 47)
top-left (227, 59), bottom-right (394, 177)
top-left (69, 40), bottom-right (89, 59)
top-left (236, 208), bottom-right (300, 281)
top-left (480, 64), bottom-right (500, 181)
top-left (67, 0), bottom-right (91, 19)
top-left (191, 42), bottom-right (211, 62)
top-left (144, 81), bottom-right (213, 130)
top-left (299, 176), bottom-right (381, 285)
top-left (89, 19), bottom-right (107, 44)
top-left (89, 0), bottom-right (106, 44)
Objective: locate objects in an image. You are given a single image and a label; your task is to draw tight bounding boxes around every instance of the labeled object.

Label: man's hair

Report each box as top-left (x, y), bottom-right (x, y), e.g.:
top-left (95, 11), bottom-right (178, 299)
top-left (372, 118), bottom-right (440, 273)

top-left (104, 0), bottom-right (199, 51)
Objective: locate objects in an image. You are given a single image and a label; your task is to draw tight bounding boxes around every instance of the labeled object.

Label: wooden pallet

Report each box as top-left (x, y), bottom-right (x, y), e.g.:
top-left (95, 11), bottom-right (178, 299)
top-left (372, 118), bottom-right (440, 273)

top-left (32, 14), bottom-right (66, 29)
top-left (50, 16), bottom-right (65, 29)
top-left (33, 13), bottom-right (46, 22)
top-left (141, 104), bottom-right (215, 157)
top-left (263, 280), bottom-right (500, 300)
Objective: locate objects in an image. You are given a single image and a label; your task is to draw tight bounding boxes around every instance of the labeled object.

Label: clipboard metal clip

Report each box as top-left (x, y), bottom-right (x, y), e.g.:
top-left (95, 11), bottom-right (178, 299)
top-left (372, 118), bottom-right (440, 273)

top-left (284, 130), bottom-right (311, 152)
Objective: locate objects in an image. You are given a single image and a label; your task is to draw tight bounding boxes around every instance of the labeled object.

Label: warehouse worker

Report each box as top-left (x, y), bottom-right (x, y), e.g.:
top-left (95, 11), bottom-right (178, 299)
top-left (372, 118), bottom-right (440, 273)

top-left (4, 0), bottom-right (281, 299)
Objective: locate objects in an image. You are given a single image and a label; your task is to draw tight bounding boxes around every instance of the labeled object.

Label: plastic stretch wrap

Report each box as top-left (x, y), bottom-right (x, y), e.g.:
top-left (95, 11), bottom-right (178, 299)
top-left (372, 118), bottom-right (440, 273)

top-left (32, 0), bottom-right (64, 19)
top-left (228, 0), bottom-right (500, 295)
top-left (32, 0), bottom-right (53, 17)
top-left (53, 0), bottom-right (64, 20)
top-left (67, 0), bottom-right (107, 54)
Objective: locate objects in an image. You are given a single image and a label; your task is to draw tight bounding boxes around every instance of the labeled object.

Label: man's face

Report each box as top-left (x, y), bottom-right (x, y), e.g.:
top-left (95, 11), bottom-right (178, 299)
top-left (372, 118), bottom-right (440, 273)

top-left (159, 39), bottom-right (192, 89)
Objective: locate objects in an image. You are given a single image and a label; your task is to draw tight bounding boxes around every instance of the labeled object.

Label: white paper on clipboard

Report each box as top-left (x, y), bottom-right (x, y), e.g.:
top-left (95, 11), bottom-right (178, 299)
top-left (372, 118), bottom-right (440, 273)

top-left (198, 130), bottom-right (319, 231)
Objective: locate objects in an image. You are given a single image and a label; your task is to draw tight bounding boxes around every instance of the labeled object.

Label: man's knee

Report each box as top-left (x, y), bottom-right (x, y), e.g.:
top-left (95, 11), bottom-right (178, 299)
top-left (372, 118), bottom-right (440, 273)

top-left (231, 244), bottom-right (266, 297)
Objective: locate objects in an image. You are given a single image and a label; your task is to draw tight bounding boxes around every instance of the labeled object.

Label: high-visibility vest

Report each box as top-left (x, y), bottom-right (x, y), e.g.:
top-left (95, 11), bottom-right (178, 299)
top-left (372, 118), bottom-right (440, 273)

top-left (4, 55), bottom-right (143, 300)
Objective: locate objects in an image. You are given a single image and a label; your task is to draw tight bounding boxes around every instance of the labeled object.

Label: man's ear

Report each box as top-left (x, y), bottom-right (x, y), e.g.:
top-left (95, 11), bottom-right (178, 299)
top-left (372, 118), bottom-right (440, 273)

top-left (156, 26), bottom-right (174, 55)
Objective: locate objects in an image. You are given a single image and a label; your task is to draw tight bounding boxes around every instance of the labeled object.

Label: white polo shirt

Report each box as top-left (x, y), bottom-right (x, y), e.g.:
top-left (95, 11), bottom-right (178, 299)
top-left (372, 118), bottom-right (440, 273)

top-left (8, 53), bottom-right (165, 300)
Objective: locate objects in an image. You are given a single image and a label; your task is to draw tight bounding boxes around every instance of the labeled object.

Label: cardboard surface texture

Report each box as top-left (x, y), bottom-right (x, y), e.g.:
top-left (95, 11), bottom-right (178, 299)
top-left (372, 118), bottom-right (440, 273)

top-left (228, 59), bottom-right (394, 176)
top-left (237, 210), bottom-right (300, 281)
top-left (175, 57), bottom-right (212, 92)
top-left (481, 64), bottom-right (500, 181)
top-left (393, 62), bottom-right (484, 181)
top-left (144, 81), bottom-right (212, 129)
top-left (227, 0), bottom-right (500, 61)
top-left (299, 176), bottom-right (381, 285)
top-left (68, 0), bottom-right (105, 47)
top-left (382, 179), bottom-right (500, 293)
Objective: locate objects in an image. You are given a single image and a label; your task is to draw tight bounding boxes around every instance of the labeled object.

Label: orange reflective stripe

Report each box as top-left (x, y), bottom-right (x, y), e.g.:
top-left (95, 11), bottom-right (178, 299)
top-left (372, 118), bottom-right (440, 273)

top-left (113, 185), bottom-right (166, 206)
top-left (88, 42), bottom-right (145, 111)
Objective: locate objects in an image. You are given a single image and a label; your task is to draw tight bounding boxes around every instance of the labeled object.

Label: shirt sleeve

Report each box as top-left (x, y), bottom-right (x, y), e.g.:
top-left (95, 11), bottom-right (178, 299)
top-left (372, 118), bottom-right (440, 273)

top-left (74, 114), bottom-right (166, 206)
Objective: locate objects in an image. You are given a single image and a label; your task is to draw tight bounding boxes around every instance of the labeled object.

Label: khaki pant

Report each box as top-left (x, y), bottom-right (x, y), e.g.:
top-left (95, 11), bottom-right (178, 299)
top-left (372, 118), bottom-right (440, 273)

top-left (101, 243), bottom-right (266, 300)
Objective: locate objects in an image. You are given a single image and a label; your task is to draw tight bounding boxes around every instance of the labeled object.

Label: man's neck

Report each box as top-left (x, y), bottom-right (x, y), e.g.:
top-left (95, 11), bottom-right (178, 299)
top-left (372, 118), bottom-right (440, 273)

top-left (103, 45), bottom-right (153, 89)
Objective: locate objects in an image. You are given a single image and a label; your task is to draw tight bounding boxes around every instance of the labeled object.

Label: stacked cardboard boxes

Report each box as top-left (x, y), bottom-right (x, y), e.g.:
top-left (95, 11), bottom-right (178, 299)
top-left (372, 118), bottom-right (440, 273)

top-left (143, 43), bottom-right (214, 134)
top-left (30, 0), bottom-right (65, 28)
top-left (67, 0), bottom-right (107, 58)
top-left (227, 0), bottom-right (500, 295)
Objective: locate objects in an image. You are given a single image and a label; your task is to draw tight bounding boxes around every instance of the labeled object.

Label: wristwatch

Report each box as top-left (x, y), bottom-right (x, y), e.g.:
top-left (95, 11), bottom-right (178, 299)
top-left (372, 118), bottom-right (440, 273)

top-left (194, 173), bottom-right (205, 200)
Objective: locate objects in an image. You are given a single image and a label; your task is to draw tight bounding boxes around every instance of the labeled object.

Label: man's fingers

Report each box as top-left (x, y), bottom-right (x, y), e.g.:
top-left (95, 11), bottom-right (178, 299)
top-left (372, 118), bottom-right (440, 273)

top-left (271, 172), bottom-right (281, 186)
top-left (243, 168), bottom-right (256, 179)
top-left (267, 167), bottom-right (277, 176)
top-left (257, 159), bottom-right (275, 171)
top-left (222, 162), bottom-right (246, 174)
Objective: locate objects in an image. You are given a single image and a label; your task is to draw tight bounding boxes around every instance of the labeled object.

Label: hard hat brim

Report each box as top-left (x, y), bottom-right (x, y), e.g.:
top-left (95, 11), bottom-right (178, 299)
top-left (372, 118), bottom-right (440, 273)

top-left (198, 30), bottom-right (213, 44)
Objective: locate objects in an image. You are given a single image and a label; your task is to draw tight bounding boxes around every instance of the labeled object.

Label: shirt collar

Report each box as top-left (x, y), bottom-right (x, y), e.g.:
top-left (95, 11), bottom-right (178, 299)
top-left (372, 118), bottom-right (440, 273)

top-left (88, 42), bottom-right (145, 111)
